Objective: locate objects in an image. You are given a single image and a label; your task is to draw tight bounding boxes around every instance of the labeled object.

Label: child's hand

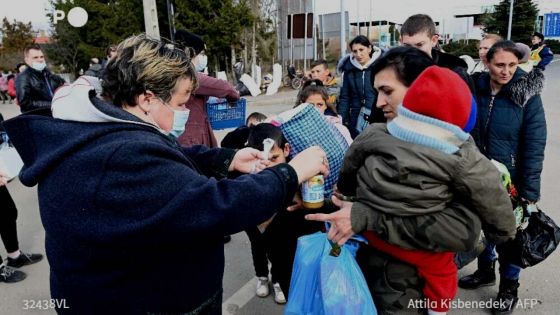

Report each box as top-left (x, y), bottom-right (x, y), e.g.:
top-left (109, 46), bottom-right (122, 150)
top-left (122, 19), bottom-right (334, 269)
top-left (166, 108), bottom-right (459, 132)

top-left (287, 192), bottom-right (303, 211)
top-left (257, 216), bottom-right (275, 233)
top-left (0, 171), bottom-right (8, 187)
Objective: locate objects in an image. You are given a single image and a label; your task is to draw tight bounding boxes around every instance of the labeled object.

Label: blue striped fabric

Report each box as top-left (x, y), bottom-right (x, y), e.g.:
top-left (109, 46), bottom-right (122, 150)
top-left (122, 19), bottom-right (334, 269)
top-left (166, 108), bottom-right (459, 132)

top-left (280, 105), bottom-right (349, 197)
top-left (387, 106), bottom-right (470, 154)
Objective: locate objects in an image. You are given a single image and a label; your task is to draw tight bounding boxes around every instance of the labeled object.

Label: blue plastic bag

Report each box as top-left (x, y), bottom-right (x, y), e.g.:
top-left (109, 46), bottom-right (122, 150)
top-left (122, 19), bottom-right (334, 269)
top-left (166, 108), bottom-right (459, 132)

top-left (285, 233), bottom-right (377, 315)
top-left (285, 233), bottom-right (326, 315)
top-left (320, 242), bottom-right (377, 315)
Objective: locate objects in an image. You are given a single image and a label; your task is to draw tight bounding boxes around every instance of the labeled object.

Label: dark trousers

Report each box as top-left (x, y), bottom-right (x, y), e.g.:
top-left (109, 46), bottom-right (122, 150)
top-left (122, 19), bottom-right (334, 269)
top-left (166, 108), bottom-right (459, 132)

top-left (245, 226), bottom-right (272, 281)
top-left (0, 91), bottom-right (9, 103)
top-left (0, 186), bottom-right (19, 264)
top-left (263, 209), bottom-right (324, 295)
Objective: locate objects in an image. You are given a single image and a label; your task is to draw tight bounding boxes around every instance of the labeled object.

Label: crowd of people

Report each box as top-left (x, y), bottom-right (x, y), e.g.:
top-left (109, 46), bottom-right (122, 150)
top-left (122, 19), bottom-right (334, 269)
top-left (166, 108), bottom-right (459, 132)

top-left (0, 11), bottom-right (553, 315)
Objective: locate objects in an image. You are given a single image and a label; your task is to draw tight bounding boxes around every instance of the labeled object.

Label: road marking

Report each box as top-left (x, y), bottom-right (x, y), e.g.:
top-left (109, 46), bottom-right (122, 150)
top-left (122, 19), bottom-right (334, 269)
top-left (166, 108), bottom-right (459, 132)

top-left (222, 277), bottom-right (258, 314)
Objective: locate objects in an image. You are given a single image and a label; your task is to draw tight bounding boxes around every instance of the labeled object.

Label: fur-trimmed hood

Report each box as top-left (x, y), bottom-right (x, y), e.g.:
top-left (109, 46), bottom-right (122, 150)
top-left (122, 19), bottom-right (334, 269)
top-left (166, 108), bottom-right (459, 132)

top-left (476, 67), bottom-right (544, 107)
top-left (509, 68), bottom-right (544, 107)
top-left (337, 46), bottom-right (383, 73)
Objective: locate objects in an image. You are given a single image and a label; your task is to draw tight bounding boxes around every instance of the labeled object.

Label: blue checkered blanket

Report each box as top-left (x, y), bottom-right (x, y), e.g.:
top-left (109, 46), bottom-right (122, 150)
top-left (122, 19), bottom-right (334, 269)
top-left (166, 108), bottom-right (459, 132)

top-left (280, 105), bottom-right (349, 197)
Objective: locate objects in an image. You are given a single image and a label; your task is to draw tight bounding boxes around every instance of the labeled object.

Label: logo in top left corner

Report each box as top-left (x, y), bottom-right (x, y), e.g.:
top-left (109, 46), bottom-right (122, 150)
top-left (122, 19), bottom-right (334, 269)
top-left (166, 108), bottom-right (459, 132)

top-left (53, 6), bottom-right (88, 27)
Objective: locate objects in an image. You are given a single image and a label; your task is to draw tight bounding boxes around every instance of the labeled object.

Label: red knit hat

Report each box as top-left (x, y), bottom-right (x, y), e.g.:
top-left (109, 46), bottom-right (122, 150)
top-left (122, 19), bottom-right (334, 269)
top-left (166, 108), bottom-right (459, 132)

top-left (402, 66), bottom-right (476, 132)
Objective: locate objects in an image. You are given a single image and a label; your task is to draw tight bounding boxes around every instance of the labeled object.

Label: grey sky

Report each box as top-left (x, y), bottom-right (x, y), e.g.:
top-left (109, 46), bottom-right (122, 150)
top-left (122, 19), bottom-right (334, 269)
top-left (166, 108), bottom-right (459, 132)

top-left (0, 0), bottom-right (52, 30)
top-left (1, 0), bottom-right (559, 32)
top-left (315, 0), bottom-right (560, 24)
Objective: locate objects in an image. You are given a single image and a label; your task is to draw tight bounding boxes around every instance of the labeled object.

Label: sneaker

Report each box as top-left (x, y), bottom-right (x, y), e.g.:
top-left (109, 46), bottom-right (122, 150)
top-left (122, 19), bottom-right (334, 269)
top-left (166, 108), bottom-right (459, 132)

top-left (6, 252), bottom-right (43, 268)
top-left (273, 283), bottom-right (286, 304)
top-left (0, 264), bottom-right (27, 283)
top-left (256, 277), bottom-right (269, 297)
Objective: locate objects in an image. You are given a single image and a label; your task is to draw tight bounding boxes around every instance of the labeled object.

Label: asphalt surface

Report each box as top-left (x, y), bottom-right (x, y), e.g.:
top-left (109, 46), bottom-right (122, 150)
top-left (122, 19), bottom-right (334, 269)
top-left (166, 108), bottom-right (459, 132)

top-left (1, 62), bottom-right (559, 314)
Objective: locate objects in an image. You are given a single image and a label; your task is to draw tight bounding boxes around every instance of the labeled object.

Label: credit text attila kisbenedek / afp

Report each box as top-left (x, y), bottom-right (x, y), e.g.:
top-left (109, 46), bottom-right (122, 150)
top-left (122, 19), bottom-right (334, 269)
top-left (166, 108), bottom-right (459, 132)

top-left (408, 298), bottom-right (540, 310)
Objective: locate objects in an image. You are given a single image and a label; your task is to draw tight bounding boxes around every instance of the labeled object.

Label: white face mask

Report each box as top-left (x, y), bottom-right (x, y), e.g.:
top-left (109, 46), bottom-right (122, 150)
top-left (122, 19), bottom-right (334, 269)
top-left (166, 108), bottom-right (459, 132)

top-left (195, 54), bottom-right (207, 72)
top-left (31, 62), bottom-right (47, 72)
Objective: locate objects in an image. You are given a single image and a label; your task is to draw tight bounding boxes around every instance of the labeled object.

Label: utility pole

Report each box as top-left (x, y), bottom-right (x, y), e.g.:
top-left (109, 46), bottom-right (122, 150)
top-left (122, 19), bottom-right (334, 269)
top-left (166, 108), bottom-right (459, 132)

top-left (368, 0), bottom-right (372, 39)
top-left (356, 0), bottom-right (360, 36)
top-left (278, 0), bottom-right (284, 67)
top-left (507, 0), bottom-right (515, 40)
top-left (304, 0), bottom-right (308, 71)
top-left (313, 0), bottom-right (317, 60)
top-left (167, 0), bottom-right (175, 41)
top-left (143, 0), bottom-right (160, 40)
top-left (322, 14), bottom-right (326, 58)
top-left (466, 17), bottom-right (469, 44)
top-left (340, 0), bottom-right (345, 59)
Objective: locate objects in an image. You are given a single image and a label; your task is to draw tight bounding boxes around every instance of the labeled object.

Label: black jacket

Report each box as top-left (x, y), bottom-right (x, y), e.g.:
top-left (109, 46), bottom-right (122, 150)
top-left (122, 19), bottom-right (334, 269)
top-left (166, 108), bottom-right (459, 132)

top-left (15, 67), bottom-right (65, 113)
top-left (472, 68), bottom-right (546, 202)
top-left (338, 56), bottom-right (379, 138)
top-left (432, 49), bottom-right (477, 96)
top-left (432, 48), bottom-right (468, 70)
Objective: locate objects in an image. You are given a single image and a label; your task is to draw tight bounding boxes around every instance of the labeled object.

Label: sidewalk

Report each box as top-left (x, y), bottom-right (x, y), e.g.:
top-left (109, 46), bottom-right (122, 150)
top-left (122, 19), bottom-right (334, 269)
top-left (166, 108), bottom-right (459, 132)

top-left (243, 88), bottom-right (299, 107)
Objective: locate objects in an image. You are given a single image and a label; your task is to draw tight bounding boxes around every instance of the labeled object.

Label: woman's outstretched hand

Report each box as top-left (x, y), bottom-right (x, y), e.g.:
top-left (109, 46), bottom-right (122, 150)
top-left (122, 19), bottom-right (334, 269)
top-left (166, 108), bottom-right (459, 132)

top-left (305, 195), bottom-right (355, 245)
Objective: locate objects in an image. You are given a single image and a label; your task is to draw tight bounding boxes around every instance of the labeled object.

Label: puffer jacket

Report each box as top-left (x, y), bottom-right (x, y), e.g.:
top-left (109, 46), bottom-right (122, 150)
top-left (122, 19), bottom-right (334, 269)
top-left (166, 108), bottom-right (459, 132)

top-left (473, 68), bottom-right (546, 202)
top-left (337, 48), bottom-right (382, 137)
top-left (84, 63), bottom-right (103, 78)
top-left (324, 75), bottom-right (340, 107)
top-left (530, 44), bottom-right (554, 70)
top-left (15, 67), bottom-right (65, 112)
top-left (338, 124), bottom-right (516, 250)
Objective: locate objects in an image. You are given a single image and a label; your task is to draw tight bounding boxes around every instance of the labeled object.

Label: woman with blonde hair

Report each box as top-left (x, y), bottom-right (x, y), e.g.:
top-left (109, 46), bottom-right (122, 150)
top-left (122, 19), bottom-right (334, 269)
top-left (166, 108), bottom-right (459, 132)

top-left (470, 33), bottom-right (503, 74)
top-left (3, 34), bottom-right (328, 314)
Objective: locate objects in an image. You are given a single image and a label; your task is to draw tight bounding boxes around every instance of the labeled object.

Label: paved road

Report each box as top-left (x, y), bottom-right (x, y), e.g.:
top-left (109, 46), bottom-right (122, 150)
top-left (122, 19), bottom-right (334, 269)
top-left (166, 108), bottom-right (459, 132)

top-left (1, 62), bottom-right (559, 315)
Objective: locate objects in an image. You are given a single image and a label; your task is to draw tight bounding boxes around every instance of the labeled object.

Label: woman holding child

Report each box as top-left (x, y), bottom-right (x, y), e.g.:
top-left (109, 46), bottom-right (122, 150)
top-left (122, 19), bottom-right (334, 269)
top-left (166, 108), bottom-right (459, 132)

top-left (307, 46), bottom-right (517, 314)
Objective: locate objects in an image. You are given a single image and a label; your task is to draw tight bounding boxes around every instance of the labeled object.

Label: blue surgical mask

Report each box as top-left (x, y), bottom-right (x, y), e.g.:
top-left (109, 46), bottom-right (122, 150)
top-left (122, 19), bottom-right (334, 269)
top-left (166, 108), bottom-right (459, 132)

top-left (169, 108), bottom-right (190, 138)
top-left (157, 98), bottom-right (190, 138)
top-left (196, 54), bottom-right (207, 72)
top-left (31, 61), bottom-right (47, 72)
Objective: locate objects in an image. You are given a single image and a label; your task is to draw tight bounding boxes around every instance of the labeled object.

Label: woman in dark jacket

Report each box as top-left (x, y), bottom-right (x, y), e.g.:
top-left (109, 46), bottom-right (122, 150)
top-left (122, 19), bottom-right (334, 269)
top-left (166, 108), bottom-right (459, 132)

top-left (337, 35), bottom-right (382, 138)
top-left (3, 34), bottom-right (328, 314)
top-left (459, 40), bottom-right (547, 315)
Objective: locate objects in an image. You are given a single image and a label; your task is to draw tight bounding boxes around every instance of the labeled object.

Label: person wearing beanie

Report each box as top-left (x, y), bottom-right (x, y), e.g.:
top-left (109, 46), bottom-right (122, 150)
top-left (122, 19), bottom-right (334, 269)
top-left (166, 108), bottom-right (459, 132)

top-left (529, 32), bottom-right (553, 70)
top-left (310, 66), bottom-right (516, 315)
top-left (515, 42), bottom-right (533, 73)
top-left (175, 30), bottom-right (204, 54)
top-left (173, 29), bottom-right (240, 148)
